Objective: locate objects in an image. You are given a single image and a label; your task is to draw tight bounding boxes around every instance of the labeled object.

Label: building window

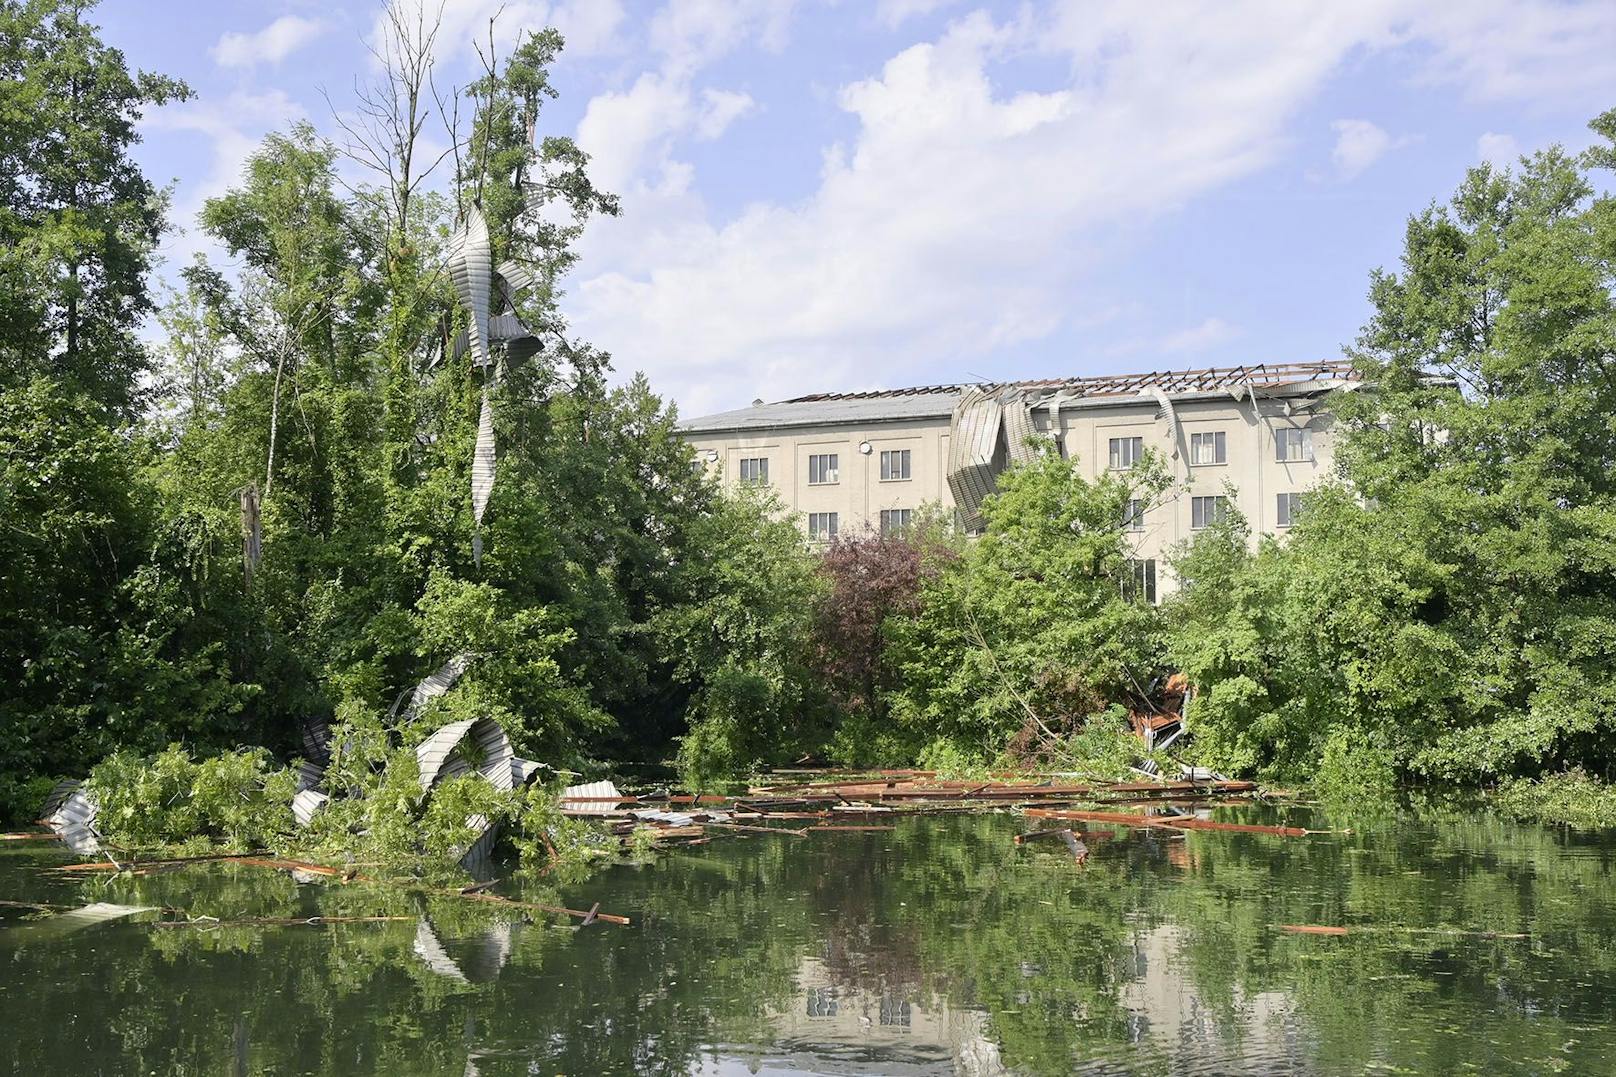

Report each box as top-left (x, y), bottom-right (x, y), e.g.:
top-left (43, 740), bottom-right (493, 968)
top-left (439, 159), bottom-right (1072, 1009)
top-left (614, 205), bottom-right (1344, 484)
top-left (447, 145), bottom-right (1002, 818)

top-left (1275, 427), bottom-right (1313, 462)
top-left (807, 453), bottom-right (839, 485)
top-left (738, 457), bottom-right (768, 485)
top-left (1191, 495), bottom-right (1229, 530)
top-left (879, 508), bottom-right (913, 535)
top-left (879, 448), bottom-right (912, 481)
top-left (1276, 492), bottom-right (1302, 527)
top-left (807, 512), bottom-right (839, 541)
top-left (1108, 436), bottom-right (1143, 470)
top-left (1122, 498), bottom-right (1145, 532)
top-left (1123, 558), bottom-right (1157, 604)
top-left (1190, 431), bottom-right (1227, 465)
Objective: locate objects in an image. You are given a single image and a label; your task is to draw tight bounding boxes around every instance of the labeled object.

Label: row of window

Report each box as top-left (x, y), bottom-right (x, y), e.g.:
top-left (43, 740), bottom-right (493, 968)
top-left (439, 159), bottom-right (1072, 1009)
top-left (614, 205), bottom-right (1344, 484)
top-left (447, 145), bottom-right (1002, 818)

top-left (805, 508), bottom-right (914, 542)
top-left (1122, 493), bottom-right (1305, 531)
top-left (741, 449), bottom-right (913, 487)
top-left (1108, 427), bottom-right (1314, 470)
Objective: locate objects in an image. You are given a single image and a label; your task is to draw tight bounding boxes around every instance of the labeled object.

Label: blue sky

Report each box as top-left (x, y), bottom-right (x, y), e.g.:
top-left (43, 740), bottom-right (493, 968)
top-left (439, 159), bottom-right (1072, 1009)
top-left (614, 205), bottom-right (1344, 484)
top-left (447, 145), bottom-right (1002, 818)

top-left (98, 1), bottom-right (1616, 417)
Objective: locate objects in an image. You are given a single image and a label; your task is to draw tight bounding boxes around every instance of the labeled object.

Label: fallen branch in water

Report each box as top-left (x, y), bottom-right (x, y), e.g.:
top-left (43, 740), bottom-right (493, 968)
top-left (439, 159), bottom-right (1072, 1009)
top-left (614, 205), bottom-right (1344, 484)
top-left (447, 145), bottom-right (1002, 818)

top-left (1277, 923), bottom-right (1529, 940)
top-left (152, 915), bottom-right (413, 929)
top-left (50, 850), bottom-right (275, 873)
top-left (701, 820), bottom-right (810, 838)
top-left (808, 824), bottom-right (896, 832)
top-left (448, 888), bottom-right (630, 926)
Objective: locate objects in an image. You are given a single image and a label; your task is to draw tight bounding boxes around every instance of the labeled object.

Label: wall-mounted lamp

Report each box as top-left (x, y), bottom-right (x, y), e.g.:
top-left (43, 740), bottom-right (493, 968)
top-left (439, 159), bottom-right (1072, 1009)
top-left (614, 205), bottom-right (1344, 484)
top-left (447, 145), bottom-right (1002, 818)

top-left (858, 441), bottom-right (873, 455)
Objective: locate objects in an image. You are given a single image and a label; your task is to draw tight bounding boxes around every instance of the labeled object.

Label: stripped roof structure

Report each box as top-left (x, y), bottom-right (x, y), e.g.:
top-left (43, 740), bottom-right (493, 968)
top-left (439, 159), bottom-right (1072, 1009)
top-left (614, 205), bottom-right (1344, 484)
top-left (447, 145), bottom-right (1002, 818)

top-left (678, 359), bottom-right (1359, 433)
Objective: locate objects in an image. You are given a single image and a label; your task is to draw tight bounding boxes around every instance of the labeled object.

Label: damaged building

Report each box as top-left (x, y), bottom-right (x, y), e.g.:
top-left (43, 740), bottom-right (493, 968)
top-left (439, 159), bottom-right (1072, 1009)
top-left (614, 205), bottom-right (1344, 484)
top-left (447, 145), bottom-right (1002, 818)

top-left (677, 360), bottom-right (1361, 600)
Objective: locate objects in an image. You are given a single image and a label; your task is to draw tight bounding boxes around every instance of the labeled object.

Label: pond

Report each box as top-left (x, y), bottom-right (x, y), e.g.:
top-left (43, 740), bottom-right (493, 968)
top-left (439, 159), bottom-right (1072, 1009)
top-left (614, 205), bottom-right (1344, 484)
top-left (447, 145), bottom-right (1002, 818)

top-left (4, 802), bottom-right (1615, 1075)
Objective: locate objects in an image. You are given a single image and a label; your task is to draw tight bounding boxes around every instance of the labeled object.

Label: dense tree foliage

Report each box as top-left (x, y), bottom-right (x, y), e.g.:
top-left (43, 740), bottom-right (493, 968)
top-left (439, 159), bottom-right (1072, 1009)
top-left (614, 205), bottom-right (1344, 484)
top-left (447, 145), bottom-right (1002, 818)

top-left (885, 449), bottom-right (1169, 767)
top-left (1169, 112), bottom-right (1616, 786)
top-left (0, 6), bottom-right (818, 823)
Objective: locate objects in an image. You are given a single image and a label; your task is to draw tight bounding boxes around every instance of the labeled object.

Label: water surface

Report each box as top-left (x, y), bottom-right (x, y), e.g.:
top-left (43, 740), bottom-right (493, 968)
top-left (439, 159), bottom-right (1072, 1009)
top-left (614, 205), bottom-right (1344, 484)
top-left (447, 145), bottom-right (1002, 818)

top-left (3, 803), bottom-right (1614, 1074)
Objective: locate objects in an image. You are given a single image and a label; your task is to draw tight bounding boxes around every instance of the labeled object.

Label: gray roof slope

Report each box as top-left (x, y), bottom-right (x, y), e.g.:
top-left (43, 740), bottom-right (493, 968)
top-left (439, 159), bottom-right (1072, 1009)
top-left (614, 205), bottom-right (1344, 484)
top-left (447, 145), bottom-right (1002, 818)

top-left (678, 391), bottom-right (961, 433)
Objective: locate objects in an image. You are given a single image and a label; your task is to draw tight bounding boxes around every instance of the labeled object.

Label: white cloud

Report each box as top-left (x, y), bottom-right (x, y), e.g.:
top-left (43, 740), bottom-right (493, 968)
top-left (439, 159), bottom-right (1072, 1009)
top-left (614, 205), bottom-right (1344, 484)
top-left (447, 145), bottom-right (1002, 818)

top-left (212, 16), bottom-right (329, 69)
top-left (696, 89), bottom-right (757, 139)
top-left (1405, 1), bottom-right (1616, 103)
top-left (1477, 131), bottom-right (1519, 166)
top-left (1160, 318), bottom-right (1239, 354)
top-left (650, 0), bottom-right (796, 75)
top-left (552, 0), bottom-right (1616, 414)
top-left (1330, 118), bottom-right (1409, 178)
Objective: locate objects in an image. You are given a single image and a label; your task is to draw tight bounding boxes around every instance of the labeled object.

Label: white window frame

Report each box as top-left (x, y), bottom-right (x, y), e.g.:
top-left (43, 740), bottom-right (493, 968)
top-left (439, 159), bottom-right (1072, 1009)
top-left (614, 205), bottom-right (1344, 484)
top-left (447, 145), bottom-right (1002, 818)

top-left (1191, 495), bottom-right (1229, 530)
top-left (738, 457), bottom-right (769, 485)
top-left (807, 511), bottom-right (839, 541)
top-left (879, 508), bottom-right (913, 535)
top-left (1276, 492), bottom-right (1302, 528)
top-left (1124, 558), bottom-right (1157, 605)
top-left (1275, 427), bottom-right (1314, 463)
top-left (807, 453), bottom-right (839, 485)
top-left (1108, 436), bottom-right (1144, 471)
top-left (1190, 430), bottom-right (1227, 466)
top-left (879, 448), bottom-right (912, 481)
top-left (1122, 498), bottom-right (1145, 532)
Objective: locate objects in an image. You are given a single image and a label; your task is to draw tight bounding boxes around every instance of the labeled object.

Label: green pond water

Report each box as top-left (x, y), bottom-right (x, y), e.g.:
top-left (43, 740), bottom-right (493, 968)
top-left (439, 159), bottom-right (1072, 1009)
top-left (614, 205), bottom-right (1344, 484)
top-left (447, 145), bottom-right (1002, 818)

top-left (3, 803), bottom-right (1616, 1075)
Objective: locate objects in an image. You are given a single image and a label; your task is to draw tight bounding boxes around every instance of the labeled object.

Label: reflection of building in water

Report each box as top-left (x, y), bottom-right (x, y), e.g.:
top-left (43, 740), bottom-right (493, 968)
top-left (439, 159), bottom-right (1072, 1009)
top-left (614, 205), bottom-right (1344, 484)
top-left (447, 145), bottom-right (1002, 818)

top-left (718, 957), bottom-right (1006, 1076)
top-left (1119, 925), bottom-right (1308, 1071)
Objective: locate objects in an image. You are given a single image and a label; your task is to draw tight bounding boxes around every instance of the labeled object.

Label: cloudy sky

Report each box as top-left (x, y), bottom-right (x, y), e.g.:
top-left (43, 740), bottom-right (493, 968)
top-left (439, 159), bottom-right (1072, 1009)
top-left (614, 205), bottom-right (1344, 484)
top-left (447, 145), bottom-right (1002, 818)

top-left (100, 0), bottom-right (1615, 418)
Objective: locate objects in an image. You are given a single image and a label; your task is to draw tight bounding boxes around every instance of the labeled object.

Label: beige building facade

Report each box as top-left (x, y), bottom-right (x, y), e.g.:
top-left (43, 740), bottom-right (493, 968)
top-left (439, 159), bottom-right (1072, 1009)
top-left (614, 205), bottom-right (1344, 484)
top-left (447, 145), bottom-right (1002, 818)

top-left (678, 361), bottom-right (1358, 599)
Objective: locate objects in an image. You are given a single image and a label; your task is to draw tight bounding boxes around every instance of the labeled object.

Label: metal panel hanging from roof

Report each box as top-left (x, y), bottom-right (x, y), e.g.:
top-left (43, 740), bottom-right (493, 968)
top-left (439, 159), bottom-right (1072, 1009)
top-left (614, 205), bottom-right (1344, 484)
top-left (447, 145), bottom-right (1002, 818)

top-left (447, 206), bottom-right (492, 370)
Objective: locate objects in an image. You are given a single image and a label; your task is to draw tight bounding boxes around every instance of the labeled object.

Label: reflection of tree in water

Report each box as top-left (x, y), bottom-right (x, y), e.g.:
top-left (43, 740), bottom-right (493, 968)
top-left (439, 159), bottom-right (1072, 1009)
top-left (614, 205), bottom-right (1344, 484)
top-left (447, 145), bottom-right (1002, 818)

top-left (6, 804), bottom-right (1616, 1074)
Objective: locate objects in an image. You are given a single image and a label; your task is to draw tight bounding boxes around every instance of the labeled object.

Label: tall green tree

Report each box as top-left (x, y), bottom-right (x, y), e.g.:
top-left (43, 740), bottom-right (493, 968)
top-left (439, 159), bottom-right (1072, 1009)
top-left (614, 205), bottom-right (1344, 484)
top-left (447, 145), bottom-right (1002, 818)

top-left (1170, 109), bottom-right (1616, 784)
top-left (0, 0), bottom-right (190, 418)
top-left (887, 448), bottom-right (1169, 762)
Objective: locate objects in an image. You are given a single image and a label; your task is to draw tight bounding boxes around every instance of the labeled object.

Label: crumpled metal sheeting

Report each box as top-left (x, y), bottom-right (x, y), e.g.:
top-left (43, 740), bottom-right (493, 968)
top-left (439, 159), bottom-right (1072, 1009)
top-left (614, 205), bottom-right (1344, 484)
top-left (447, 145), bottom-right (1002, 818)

top-left (299, 717), bottom-right (332, 765)
top-left (1146, 386), bottom-right (1181, 458)
top-left (433, 718), bottom-right (516, 792)
top-left (40, 783), bottom-right (102, 856)
top-left (946, 388), bottom-right (1005, 531)
top-left (46, 787), bottom-right (98, 832)
top-left (294, 759), bottom-right (324, 793)
top-left (415, 716), bottom-right (516, 793)
top-left (559, 779), bottom-right (624, 815)
top-left (39, 779), bottom-right (81, 820)
top-left (415, 718), bottom-right (477, 792)
top-left (292, 788), bottom-right (330, 828)
top-left (406, 653), bottom-right (473, 721)
top-left (496, 259), bottom-right (535, 304)
top-left (456, 813), bottom-right (500, 874)
top-left (447, 206), bottom-right (493, 369)
top-left (472, 389), bottom-right (496, 528)
top-left (999, 390), bottom-right (1040, 466)
top-left (511, 757), bottom-right (547, 786)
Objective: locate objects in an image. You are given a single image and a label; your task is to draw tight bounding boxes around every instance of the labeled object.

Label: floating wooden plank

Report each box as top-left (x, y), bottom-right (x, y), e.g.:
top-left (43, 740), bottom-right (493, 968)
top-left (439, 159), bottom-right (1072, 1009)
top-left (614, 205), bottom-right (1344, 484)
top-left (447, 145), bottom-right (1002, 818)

top-left (1023, 808), bottom-right (1310, 838)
